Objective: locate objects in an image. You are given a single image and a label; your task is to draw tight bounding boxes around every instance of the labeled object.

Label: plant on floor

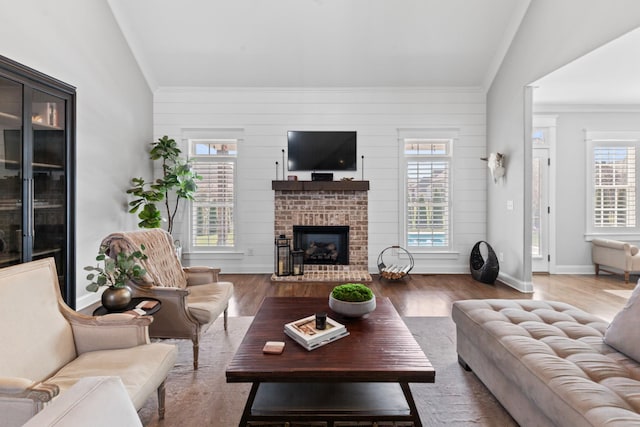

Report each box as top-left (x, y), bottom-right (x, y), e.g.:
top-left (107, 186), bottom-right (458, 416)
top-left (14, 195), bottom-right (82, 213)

top-left (331, 283), bottom-right (373, 302)
top-left (127, 135), bottom-right (201, 234)
top-left (85, 244), bottom-right (148, 291)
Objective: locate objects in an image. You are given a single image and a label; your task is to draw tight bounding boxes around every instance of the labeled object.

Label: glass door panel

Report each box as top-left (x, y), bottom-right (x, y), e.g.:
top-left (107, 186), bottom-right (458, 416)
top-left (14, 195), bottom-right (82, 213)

top-left (31, 89), bottom-right (66, 283)
top-left (0, 76), bottom-right (23, 268)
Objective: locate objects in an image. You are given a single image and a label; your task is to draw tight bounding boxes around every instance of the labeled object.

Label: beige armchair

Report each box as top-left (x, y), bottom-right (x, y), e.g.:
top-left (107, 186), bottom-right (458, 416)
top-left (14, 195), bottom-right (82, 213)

top-left (592, 238), bottom-right (640, 282)
top-left (0, 258), bottom-right (177, 427)
top-left (101, 229), bottom-right (234, 369)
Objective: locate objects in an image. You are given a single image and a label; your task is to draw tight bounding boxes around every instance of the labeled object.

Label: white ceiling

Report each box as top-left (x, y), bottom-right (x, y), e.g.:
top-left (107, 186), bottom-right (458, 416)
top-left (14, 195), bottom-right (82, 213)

top-left (533, 27), bottom-right (640, 106)
top-left (107, 0), bottom-right (530, 90)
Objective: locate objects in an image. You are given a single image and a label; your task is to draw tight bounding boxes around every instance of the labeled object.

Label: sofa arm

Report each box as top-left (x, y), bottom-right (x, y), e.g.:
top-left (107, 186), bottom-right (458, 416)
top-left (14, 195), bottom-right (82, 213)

top-left (184, 266), bottom-right (220, 286)
top-left (62, 311), bottom-right (153, 355)
top-left (22, 377), bottom-right (142, 427)
top-left (0, 377), bottom-right (59, 426)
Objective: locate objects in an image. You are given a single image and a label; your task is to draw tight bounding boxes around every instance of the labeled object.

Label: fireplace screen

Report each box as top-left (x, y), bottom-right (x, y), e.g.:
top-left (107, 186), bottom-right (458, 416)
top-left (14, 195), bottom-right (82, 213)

top-left (293, 225), bottom-right (349, 265)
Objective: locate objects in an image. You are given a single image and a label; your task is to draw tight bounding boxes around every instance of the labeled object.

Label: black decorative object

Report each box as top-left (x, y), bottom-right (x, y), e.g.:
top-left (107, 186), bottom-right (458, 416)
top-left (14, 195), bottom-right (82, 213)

top-left (470, 241), bottom-right (499, 284)
top-left (275, 235), bottom-right (291, 276)
top-left (291, 249), bottom-right (304, 276)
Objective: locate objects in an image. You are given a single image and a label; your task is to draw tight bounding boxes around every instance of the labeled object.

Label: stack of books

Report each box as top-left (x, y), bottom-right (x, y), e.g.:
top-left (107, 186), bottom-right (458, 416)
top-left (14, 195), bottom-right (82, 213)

top-left (284, 315), bottom-right (349, 351)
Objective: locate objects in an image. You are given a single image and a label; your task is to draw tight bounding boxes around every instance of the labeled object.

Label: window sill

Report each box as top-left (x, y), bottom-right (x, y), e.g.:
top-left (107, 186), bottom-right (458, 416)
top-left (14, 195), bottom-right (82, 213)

top-left (403, 250), bottom-right (460, 260)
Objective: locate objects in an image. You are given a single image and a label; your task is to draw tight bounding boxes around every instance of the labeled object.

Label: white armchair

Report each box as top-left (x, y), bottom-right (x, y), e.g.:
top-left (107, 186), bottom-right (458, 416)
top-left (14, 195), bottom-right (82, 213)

top-left (0, 258), bottom-right (177, 427)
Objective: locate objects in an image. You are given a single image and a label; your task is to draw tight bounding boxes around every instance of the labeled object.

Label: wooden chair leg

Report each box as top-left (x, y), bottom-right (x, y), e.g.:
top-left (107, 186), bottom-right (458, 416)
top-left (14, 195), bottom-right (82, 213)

top-left (595, 263), bottom-right (600, 275)
top-left (625, 271), bottom-right (630, 283)
top-left (157, 380), bottom-right (166, 419)
top-left (224, 306), bottom-right (229, 331)
top-left (192, 337), bottom-right (199, 370)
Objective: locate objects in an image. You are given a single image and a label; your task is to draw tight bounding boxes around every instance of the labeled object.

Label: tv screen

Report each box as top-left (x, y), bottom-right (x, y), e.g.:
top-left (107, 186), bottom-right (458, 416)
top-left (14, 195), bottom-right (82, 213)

top-left (287, 131), bottom-right (357, 171)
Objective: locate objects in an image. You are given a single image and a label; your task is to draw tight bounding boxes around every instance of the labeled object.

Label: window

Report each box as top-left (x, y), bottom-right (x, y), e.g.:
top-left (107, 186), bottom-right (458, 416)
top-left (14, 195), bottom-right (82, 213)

top-left (189, 139), bottom-right (237, 249)
top-left (403, 137), bottom-right (452, 250)
top-left (586, 131), bottom-right (640, 236)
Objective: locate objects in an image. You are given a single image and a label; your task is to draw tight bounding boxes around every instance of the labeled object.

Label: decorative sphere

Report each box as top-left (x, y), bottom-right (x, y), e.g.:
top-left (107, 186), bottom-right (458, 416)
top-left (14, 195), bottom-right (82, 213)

top-left (329, 294), bottom-right (376, 317)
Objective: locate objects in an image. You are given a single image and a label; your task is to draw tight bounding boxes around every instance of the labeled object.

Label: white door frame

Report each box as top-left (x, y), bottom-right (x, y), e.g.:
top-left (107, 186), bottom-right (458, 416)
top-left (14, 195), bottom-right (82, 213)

top-left (532, 115), bottom-right (557, 273)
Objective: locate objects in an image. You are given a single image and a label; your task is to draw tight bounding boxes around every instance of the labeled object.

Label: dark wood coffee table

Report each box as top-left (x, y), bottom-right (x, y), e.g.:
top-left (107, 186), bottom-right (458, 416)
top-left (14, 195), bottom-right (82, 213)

top-left (226, 296), bottom-right (435, 427)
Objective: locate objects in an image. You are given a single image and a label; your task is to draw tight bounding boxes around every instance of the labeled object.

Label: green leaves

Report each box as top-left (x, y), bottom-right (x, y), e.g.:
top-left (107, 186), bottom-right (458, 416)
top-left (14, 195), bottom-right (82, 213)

top-left (127, 136), bottom-right (202, 234)
top-left (85, 244), bottom-right (148, 292)
top-left (331, 283), bottom-right (374, 302)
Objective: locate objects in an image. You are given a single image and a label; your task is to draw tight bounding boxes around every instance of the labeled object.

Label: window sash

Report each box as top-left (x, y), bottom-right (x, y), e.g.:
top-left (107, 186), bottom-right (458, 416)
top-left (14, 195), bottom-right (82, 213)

top-left (189, 139), bottom-right (237, 249)
top-left (592, 146), bottom-right (636, 228)
top-left (404, 138), bottom-right (452, 249)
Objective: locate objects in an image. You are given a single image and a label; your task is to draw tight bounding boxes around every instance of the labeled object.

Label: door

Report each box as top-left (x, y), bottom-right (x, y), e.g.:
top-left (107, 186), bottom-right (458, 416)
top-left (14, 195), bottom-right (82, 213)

top-left (532, 146), bottom-right (550, 272)
top-left (0, 76), bottom-right (23, 267)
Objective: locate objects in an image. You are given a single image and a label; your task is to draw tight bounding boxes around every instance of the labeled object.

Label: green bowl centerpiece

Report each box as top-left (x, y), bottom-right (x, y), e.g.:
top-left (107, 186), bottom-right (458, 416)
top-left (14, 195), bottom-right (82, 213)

top-left (329, 283), bottom-right (376, 317)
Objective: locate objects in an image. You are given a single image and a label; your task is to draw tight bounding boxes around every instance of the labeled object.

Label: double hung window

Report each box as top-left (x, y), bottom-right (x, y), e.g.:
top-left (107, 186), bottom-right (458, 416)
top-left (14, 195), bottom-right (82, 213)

top-left (586, 131), bottom-right (640, 236)
top-left (189, 139), bottom-right (237, 249)
top-left (402, 136), bottom-right (453, 250)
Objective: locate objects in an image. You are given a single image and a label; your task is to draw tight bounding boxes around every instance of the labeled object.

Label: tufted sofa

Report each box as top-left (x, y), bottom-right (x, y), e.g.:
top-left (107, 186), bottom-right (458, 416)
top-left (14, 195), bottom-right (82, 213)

top-left (452, 299), bottom-right (640, 426)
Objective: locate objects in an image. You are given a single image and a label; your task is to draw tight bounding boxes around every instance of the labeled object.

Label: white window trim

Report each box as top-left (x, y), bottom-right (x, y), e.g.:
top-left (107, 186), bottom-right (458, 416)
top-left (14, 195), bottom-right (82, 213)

top-left (585, 130), bottom-right (640, 240)
top-left (398, 128), bottom-right (458, 254)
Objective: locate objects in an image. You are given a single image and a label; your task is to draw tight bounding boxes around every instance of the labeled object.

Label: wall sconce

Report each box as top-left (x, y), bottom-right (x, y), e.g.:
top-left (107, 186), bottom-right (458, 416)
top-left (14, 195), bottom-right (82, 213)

top-left (481, 152), bottom-right (505, 183)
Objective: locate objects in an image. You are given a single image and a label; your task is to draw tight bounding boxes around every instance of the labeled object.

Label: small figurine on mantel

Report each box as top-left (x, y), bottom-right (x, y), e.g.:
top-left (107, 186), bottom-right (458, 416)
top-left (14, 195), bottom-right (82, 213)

top-left (341, 177), bottom-right (354, 181)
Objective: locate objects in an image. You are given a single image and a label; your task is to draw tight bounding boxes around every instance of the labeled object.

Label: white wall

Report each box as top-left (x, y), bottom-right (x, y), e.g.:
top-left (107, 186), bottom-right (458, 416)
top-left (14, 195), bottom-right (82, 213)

top-left (487, 0), bottom-right (640, 291)
top-left (155, 87), bottom-right (487, 274)
top-left (0, 0), bottom-right (153, 308)
top-left (535, 107), bottom-right (640, 273)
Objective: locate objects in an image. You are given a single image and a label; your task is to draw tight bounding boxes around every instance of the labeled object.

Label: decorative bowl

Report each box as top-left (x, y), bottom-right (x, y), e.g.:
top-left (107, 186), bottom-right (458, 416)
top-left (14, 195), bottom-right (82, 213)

top-left (328, 294), bottom-right (376, 317)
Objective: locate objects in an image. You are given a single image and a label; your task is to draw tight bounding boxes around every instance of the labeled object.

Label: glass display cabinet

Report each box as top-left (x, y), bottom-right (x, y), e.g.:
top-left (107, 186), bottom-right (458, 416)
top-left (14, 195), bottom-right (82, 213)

top-left (0, 56), bottom-right (76, 307)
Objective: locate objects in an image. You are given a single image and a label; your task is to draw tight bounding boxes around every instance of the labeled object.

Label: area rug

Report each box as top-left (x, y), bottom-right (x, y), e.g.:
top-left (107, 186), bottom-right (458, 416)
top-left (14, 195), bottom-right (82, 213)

top-left (139, 316), bottom-right (517, 426)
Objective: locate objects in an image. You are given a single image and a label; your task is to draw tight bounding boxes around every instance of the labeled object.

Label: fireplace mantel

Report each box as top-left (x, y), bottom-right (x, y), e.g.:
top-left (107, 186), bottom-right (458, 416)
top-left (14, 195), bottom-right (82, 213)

top-left (272, 180), bottom-right (369, 191)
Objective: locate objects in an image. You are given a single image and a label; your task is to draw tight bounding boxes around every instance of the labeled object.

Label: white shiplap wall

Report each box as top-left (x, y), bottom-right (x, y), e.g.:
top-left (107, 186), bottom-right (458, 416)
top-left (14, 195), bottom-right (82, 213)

top-left (153, 87), bottom-right (486, 274)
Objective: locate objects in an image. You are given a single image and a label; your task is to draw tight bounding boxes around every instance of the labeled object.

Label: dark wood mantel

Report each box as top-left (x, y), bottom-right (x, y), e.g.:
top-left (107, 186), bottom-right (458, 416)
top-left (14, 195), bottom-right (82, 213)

top-left (272, 180), bottom-right (369, 191)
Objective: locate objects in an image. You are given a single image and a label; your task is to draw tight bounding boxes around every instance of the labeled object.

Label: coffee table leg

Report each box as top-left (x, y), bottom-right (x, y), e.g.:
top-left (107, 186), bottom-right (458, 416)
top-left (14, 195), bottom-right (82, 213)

top-left (400, 382), bottom-right (422, 427)
top-left (238, 382), bottom-right (260, 427)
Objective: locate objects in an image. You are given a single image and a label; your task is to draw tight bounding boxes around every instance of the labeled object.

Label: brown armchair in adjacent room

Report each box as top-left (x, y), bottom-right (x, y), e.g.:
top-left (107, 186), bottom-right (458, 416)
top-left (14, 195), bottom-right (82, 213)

top-left (101, 229), bottom-right (234, 370)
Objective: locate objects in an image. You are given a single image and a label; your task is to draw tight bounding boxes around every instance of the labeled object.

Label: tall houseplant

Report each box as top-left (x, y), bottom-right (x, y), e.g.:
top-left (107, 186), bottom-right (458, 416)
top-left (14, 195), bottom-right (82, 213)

top-left (127, 135), bottom-right (201, 234)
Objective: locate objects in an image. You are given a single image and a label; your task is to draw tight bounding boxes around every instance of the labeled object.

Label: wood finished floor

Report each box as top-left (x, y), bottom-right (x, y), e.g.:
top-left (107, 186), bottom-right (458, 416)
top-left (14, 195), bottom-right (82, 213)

top-left (221, 272), bottom-right (636, 323)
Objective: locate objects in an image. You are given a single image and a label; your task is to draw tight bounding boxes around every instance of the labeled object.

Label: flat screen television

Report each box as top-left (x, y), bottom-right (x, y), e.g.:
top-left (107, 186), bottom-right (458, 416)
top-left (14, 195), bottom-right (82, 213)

top-left (287, 131), bottom-right (357, 171)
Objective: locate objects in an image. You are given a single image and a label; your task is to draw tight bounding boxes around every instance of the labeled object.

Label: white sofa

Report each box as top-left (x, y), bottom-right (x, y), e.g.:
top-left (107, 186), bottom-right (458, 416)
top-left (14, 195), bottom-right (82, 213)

top-left (452, 299), bottom-right (640, 426)
top-left (0, 258), bottom-right (177, 427)
top-left (22, 376), bottom-right (141, 427)
top-left (592, 238), bottom-right (640, 282)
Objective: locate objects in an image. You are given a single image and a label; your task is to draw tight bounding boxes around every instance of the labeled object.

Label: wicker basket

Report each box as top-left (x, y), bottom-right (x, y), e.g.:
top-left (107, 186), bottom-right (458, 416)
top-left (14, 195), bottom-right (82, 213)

top-left (377, 246), bottom-right (414, 280)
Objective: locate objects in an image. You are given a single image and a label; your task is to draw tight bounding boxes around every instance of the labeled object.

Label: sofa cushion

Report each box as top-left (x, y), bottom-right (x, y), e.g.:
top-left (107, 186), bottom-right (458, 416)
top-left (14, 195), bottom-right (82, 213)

top-left (46, 342), bottom-right (177, 410)
top-left (604, 281), bottom-right (640, 362)
top-left (187, 281), bottom-right (234, 325)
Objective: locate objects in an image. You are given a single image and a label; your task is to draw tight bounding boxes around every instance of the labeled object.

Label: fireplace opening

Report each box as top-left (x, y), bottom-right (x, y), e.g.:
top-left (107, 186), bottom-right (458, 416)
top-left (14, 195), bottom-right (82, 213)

top-left (293, 225), bottom-right (349, 265)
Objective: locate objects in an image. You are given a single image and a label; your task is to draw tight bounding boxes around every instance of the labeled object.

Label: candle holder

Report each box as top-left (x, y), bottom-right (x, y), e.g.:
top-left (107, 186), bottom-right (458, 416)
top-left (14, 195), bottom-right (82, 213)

top-left (274, 235), bottom-right (291, 276)
top-left (291, 250), bottom-right (304, 276)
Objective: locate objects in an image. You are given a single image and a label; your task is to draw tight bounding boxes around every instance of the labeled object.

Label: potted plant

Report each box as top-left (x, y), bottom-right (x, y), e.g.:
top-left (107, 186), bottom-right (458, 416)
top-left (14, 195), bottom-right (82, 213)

top-left (127, 135), bottom-right (201, 234)
top-left (85, 244), bottom-right (148, 311)
top-left (329, 283), bottom-right (376, 317)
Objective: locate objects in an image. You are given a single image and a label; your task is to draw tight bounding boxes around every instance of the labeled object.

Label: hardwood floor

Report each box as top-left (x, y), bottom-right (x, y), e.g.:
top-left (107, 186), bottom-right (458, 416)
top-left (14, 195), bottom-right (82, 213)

top-left (221, 272), bottom-right (636, 322)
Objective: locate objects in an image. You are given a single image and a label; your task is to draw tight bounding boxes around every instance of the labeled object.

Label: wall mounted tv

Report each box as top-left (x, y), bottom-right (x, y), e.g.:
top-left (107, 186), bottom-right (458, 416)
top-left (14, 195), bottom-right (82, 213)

top-left (287, 131), bottom-right (357, 171)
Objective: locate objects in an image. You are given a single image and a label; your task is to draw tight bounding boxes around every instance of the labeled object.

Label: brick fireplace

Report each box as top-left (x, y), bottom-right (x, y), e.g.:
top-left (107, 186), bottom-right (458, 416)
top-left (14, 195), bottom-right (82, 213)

top-left (272, 181), bottom-right (371, 282)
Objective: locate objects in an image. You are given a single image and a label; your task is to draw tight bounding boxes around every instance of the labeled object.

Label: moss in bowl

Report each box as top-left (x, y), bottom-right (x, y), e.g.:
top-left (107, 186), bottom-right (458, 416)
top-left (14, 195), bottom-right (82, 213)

top-left (329, 283), bottom-right (376, 317)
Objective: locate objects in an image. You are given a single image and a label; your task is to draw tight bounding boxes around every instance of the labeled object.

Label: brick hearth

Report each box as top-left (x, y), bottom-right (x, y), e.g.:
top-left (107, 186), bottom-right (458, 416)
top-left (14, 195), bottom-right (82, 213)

top-left (273, 181), bottom-right (371, 282)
